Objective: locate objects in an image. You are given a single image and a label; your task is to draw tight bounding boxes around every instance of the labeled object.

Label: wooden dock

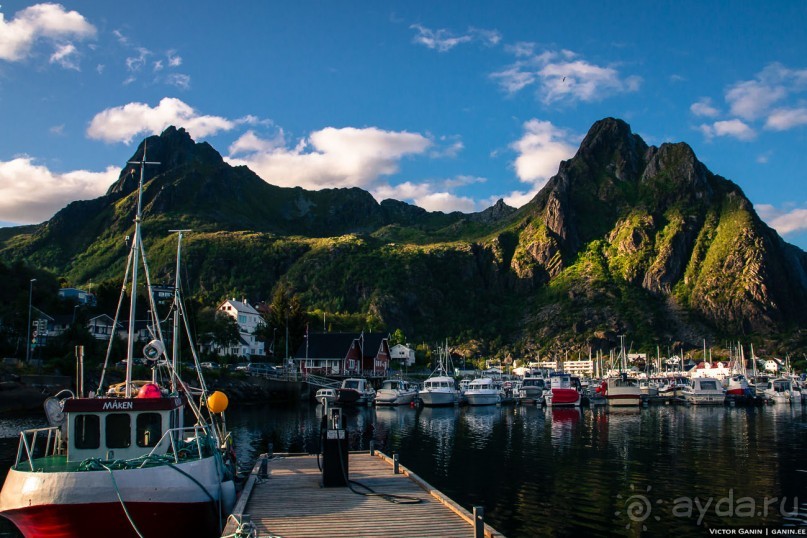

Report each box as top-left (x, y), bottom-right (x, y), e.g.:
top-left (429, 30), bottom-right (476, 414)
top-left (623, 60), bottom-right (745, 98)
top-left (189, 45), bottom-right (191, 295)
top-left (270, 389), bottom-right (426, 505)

top-left (222, 451), bottom-right (505, 538)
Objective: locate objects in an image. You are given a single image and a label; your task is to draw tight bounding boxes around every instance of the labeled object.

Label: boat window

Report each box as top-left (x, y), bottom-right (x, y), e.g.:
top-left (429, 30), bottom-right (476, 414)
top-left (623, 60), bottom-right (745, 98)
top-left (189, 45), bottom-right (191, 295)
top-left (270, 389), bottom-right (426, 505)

top-left (74, 414), bottom-right (100, 449)
top-left (106, 414), bottom-right (131, 448)
top-left (136, 413), bottom-right (162, 448)
top-left (700, 381), bottom-right (718, 390)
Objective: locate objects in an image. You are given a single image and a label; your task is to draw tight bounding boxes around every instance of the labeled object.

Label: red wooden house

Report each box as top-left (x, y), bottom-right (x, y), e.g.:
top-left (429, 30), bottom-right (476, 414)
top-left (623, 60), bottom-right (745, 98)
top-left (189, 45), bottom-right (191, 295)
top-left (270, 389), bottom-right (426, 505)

top-left (293, 332), bottom-right (390, 378)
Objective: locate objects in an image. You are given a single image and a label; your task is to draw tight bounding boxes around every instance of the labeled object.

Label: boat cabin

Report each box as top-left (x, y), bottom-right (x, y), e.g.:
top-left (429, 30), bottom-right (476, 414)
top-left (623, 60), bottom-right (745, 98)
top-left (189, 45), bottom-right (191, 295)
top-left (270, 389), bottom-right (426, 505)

top-left (379, 380), bottom-right (411, 391)
top-left (424, 378), bottom-right (455, 390)
top-left (62, 392), bottom-right (183, 462)
top-left (467, 378), bottom-right (496, 391)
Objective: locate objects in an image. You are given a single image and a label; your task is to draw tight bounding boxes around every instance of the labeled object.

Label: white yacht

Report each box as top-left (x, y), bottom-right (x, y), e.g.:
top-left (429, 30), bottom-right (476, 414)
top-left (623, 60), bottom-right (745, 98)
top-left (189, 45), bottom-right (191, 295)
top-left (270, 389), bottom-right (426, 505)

top-left (464, 378), bottom-right (503, 406)
top-left (762, 378), bottom-right (800, 405)
top-left (375, 379), bottom-right (417, 406)
top-left (682, 377), bottom-right (725, 405)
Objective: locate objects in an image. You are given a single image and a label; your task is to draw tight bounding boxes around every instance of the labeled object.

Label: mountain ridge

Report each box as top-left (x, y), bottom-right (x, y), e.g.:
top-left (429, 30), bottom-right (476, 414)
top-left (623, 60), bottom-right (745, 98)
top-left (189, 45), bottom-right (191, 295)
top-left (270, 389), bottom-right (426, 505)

top-left (2, 118), bottom-right (805, 356)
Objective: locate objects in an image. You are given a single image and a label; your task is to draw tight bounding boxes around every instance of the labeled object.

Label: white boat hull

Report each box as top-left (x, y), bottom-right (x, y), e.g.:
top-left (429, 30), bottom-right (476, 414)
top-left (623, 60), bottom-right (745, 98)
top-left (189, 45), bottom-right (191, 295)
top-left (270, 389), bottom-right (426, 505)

top-left (418, 390), bottom-right (459, 407)
top-left (465, 392), bottom-right (501, 406)
top-left (0, 456), bottom-right (234, 538)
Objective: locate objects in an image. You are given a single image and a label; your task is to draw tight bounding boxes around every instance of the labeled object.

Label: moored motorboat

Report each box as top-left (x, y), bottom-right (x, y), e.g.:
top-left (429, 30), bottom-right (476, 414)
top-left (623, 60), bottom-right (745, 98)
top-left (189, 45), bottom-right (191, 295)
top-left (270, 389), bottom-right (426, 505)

top-left (601, 374), bottom-right (642, 407)
top-left (336, 378), bottom-right (376, 406)
top-left (682, 377), bottom-right (725, 405)
top-left (315, 387), bottom-right (337, 405)
top-left (762, 377), bottom-right (799, 405)
top-left (517, 376), bottom-right (546, 404)
top-left (375, 379), bottom-right (417, 406)
top-left (464, 378), bottom-right (503, 406)
top-left (544, 372), bottom-right (581, 408)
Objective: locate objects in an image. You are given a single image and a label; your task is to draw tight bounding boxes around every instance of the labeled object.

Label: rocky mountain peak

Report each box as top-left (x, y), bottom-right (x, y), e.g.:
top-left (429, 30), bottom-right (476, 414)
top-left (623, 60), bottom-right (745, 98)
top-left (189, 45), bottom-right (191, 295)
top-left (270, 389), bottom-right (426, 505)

top-left (106, 126), bottom-right (224, 197)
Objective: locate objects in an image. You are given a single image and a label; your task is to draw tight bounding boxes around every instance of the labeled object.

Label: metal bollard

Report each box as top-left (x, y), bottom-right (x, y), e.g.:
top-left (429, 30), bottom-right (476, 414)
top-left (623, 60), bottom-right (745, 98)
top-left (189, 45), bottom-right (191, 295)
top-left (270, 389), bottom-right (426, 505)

top-left (267, 442), bottom-right (273, 458)
top-left (473, 506), bottom-right (484, 538)
top-left (369, 440), bottom-right (375, 456)
top-left (258, 455), bottom-right (268, 479)
top-left (393, 452), bottom-right (399, 474)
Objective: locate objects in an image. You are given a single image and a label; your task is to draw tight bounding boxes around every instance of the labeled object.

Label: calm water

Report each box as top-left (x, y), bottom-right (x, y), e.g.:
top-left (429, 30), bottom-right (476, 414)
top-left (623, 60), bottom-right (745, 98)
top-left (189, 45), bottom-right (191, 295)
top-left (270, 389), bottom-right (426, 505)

top-left (1, 403), bottom-right (805, 537)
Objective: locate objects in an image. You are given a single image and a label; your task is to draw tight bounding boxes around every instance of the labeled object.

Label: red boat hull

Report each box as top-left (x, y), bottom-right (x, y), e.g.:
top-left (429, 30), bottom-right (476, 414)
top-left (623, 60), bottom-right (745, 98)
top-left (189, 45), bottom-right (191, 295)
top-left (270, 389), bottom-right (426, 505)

top-left (1, 500), bottom-right (221, 538)
top-left (549, 388), bottom-right (581, 406)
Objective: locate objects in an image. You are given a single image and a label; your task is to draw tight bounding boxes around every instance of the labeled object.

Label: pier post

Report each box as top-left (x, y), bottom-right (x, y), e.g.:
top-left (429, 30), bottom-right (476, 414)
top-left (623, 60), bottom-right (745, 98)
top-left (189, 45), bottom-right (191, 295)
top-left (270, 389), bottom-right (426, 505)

top-left (369, 440), bottom-right (375, 456)
top-left (393, 452), bottom-right (399, 474)
top-left (473, 506), bottom-right (484, 538)
top-left (259, 454), bottom-right (269, 479)
top-left (268, 442), bottom-right (273, 458)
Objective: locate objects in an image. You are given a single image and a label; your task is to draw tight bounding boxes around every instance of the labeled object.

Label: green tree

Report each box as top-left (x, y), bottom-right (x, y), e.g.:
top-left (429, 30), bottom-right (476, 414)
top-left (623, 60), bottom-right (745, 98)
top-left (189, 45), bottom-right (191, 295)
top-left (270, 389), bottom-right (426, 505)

top-left (390, 328), bottom-right (406, 347)
top-left (266, 285), bottom-right (307, 360)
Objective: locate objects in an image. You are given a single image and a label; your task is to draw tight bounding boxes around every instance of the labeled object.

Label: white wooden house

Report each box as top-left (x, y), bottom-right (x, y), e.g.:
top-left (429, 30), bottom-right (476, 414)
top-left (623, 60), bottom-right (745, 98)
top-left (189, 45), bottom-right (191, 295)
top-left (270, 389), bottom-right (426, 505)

top-left (216, 299), bottom-right (266, 357)
top-left (390, 343), bottom-right (416, 366)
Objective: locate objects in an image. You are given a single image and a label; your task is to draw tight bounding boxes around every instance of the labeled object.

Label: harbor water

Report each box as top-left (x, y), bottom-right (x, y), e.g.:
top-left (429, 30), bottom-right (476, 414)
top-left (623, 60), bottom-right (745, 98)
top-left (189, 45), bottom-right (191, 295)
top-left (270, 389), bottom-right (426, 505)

top-left (1, 402), bottom-right (805, 537)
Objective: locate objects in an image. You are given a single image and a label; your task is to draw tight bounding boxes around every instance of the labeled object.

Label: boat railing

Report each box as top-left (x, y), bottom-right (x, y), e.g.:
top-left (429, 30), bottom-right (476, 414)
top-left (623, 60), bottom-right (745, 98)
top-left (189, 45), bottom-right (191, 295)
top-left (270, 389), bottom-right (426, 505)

top-left (15, 426), bottom-right (63, 471)
top-left (144, 425), bottom-right (212, 465)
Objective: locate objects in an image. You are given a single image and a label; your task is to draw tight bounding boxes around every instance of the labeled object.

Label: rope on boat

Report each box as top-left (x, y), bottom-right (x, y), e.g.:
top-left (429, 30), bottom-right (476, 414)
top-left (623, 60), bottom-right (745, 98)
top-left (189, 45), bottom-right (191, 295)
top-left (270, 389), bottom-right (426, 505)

top-left (99, 461), bottom-right (145, 538)
top-left (221, 514), bottom-right (267, 538)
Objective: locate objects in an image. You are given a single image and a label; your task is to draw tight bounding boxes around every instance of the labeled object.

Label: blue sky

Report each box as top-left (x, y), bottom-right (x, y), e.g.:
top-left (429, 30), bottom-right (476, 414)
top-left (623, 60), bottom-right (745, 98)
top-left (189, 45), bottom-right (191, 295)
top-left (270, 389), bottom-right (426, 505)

top-left (1, 1), bottom-right (806, 249)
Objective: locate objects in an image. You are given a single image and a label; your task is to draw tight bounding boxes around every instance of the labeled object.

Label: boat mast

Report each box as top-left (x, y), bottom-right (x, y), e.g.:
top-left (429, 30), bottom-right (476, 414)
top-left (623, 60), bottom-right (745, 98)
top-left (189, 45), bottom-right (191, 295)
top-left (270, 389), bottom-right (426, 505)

top-left (124, 145), bottom-right (160, 398)
top-left (170, 229), bottom-right (190, 393)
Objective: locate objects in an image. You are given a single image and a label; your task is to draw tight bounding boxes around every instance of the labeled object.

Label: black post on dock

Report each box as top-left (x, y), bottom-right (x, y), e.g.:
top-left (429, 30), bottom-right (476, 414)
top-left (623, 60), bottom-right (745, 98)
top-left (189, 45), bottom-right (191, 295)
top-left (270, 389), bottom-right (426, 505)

top-left (393, 452), bottom-right (400, 474)
top-left (369, 440), bottom-right (375, 456)
top-left (473, 506), bottom-right (484, 538)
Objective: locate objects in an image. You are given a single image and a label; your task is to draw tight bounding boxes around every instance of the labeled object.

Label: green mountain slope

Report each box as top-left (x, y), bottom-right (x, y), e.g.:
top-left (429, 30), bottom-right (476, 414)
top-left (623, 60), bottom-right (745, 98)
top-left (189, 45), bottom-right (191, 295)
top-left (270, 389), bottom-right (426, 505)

top-left (3, 119), bottom-right (805, 356)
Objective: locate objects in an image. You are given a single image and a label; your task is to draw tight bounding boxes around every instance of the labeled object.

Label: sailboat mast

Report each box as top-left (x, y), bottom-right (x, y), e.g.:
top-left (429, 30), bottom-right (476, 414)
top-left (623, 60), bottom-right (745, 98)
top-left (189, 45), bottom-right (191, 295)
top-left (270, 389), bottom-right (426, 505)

top-left (170, 229), bottom-right (190, 392)
top-left (125, 144), bottom-right (160, 398)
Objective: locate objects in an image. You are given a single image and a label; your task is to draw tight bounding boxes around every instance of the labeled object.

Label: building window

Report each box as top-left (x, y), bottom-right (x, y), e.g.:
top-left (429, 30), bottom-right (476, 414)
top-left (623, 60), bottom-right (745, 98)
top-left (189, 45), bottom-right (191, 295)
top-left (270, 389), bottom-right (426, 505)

top-left (106, 414), bottom-right (131, 448)
top-left (136, 413), bottom-right (162, 448)
top-left (238, 315), bottom-right (247, 324)
top-left (74, 415), bottom-right (100, 449)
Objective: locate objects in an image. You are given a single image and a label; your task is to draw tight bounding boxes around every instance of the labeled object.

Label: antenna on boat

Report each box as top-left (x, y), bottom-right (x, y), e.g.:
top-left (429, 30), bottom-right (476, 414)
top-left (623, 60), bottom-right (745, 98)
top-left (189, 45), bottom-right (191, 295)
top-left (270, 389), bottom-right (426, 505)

top-left (123, 142), bottom-right (160, 398)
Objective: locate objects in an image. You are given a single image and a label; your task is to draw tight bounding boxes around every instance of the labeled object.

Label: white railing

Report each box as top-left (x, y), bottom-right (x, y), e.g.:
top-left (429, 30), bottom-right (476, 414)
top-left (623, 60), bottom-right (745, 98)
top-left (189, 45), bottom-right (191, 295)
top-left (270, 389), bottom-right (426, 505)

top-left (15, 426), bottom-right (62, 471)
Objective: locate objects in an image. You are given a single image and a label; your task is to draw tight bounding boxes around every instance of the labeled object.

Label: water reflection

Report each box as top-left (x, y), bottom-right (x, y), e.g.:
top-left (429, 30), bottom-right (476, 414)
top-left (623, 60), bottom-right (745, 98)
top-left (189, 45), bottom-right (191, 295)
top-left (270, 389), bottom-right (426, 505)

top-left (2, 402), bottom-right (797, 538)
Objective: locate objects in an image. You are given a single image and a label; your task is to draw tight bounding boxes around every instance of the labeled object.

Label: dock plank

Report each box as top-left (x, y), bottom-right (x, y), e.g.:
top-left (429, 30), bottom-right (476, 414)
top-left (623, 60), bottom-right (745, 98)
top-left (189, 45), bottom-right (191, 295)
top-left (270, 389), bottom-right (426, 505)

top-left (222, 452), bottom-right (504, 538)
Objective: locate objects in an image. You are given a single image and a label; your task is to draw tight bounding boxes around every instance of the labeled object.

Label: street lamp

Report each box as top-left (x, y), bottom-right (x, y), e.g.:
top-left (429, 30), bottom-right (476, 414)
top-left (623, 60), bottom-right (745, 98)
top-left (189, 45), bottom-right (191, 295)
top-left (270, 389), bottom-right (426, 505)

top-left (26, 278), bottom-right (36, 362)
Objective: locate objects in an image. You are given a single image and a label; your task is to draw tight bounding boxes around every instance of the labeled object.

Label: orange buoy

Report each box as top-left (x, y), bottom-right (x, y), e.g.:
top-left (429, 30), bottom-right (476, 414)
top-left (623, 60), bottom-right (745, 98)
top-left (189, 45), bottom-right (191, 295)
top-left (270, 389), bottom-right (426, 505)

top-left (137, 383), bottom-right (162, 398)
top-left (207, 391), bottom-right (229, 414)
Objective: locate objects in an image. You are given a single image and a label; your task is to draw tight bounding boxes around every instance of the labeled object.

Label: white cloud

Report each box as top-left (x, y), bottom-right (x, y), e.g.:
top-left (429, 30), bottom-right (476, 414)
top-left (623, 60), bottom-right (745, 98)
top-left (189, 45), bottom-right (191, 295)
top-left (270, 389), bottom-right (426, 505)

top-left (87, 97), bottom-right (236, 144)
top-left (410, 24), bottom-right (500, 52)
top-left (372, 181), bottom-right (480, 213)
top-left (0, 157), bottom-right (117, 223)
top-left (167, 51), bottom-right (182, 67)
top-left (698, 119), bottom-right (756, 141)
top-left (164, 73), bottom-right (191, 90)
top-left (755, 203), bottom-right (807, 236)
top-left (125, 47), bottom-right (150, 72)
top-left (228, 129), bottom-right (286, 155)
top-left (49, 42), bottom-right (79, 70)
top-left (511, 119), bottom-right (577, 188)
top-left (690, 97), bottom-right (720, 118)
top-left (415, 192), bottom-right (477, 213)
top-left (764, 107), bottom-right (807, 131)
top-left (725, 63), bottom-right (807, 122)
top-left (0, 3), bottom-right (96, 63)
top-left (490, 49), bottom-right (640, 104)
top-left (227, 127), bottom-right (431, 189)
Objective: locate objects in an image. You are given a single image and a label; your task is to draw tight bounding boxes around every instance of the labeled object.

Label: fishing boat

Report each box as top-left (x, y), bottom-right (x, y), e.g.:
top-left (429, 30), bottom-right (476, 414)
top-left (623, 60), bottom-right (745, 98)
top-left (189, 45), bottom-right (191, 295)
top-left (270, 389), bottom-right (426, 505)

top-left (418, 345), bottom-right (460, 407)
top-left (335, 378), bottom-right (376, 406)
top-left (544, 372), bottom-right (581, 408)
top-left (0, 148), bottom-right (237, 538)
top-left (682, 377), bottom-right (725, 405)
top-left (464, 377), bottom-right (503, 406)
top-left (374, 379), bottom-right (417, 406)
